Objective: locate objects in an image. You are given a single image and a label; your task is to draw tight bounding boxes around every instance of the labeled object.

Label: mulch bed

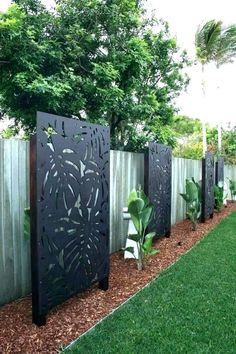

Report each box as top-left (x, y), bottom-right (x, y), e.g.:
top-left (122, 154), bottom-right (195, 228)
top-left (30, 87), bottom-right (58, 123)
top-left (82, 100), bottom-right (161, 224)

top-left (1, 203), bottom-right (236, 354)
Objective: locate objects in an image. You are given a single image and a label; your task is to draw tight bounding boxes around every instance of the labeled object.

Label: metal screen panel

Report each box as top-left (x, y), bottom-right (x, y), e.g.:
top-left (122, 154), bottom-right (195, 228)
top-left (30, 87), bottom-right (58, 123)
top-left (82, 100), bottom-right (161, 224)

top-left (30, 112), bottom-right (110, 326)
top-left (144, 142), bottom-right (172, 237)
top-left (201, 152), bottom-right (214, 222)
top-left (215, 157), bottom-right (224, 185)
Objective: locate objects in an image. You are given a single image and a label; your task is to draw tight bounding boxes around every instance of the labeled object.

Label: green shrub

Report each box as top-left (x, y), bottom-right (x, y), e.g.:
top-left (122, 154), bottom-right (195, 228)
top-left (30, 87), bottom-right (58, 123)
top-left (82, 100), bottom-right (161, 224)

top-left (229, 179), bottom-right (236, 201)
top-left (180, 178), bottom-right (201, 231)
top-left (214, 183), bottom-right (224, 211)
top-left (126, 186), bottom-right (159, 270)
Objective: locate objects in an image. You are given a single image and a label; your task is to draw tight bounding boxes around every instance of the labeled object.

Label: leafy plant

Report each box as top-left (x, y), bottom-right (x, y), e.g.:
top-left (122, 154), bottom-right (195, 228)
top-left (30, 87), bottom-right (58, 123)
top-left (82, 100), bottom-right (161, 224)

top-left (126, 186), bottom-right (159, 271)
top-left (229, 179), bottom-right (236, 201)
top-left (195, 20), bottom-right (236, 155)
top-left (180, 178), bottom-right (201, 231)
top-left (214, 182), bottom-right (224, 211)
top-left (0, 0), bottom-right (190, 149)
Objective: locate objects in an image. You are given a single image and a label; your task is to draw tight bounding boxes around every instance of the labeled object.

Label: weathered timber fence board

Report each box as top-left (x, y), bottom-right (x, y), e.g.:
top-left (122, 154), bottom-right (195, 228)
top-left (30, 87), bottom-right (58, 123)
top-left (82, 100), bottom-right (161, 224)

top-left (0, 140), bottom-right (31, 306)
top-left (144, 143), bottom-right (172, 238)
top-left (1, 138), bottom-right (236, 306)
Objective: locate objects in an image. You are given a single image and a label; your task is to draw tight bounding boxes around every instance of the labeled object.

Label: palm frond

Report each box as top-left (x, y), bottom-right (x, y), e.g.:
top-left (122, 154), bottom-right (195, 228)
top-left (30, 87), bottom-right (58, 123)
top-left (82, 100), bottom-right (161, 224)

top-left (215, 24), bottom-right (236, 67)
top-left (195, 20), bottom-right (222, 65)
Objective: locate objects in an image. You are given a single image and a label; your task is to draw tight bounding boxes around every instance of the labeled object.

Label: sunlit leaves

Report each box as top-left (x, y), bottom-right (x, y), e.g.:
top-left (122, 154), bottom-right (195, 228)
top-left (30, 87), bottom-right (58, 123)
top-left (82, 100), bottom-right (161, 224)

top-left (0, 0), bottom-right (190, 147)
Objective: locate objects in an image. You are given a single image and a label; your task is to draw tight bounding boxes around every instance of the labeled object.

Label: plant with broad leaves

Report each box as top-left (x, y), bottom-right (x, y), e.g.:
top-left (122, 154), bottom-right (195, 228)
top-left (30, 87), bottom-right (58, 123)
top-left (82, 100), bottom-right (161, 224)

top-left (180, 178), bottom-right (201, 231)
top-left (125, 186), bottom-right (159, 271)
top-left (229, 179), bottom-right (236, 201)
top-left (214, 182), bottom-right (224, 211)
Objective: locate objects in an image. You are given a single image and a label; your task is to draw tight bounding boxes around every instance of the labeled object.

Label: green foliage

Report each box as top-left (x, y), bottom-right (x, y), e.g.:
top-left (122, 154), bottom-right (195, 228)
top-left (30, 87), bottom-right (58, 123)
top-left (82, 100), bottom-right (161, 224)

top-left (172, 115), bottom-right (202, 137)
top-left (0, 0), bottom-right (190, 149)
top-left (126, 186), bottom-right (158, 270)
top-left (1, 127), bottom-right (15, 139)
top-left (0, 120), bottom-right (28, 139)
top-left (229, 179), bottom-right (236, 201)
top-left (63, 212), bottom-right (236, 354)
top-left (195, 20), bottom-right (236, 156)
top-left (214, 183), bottom-right (224, 211)
top-left (195, 20), bottom-right (222, 66)
top-left (215, 24), bottom-right (236, 68)
top-left (195, 20), bottom-right (236, 67)
top-left (180, 178), bottom-right (201, 231)
top-left (174, 138), bottom-right (203, 160)
top-left (172, 115), bottom-right (204, 160)
top-left (208, 127), bottom-right (236, 165)
top-left (223, 128), bottom-right (236, 164)
top-left (173, 116), bottom-right (236, 164)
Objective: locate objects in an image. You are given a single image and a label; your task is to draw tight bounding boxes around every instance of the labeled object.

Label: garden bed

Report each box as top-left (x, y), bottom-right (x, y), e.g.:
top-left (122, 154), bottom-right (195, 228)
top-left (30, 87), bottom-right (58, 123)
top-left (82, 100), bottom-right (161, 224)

top-left (1, 203), bottom-right (236, 354)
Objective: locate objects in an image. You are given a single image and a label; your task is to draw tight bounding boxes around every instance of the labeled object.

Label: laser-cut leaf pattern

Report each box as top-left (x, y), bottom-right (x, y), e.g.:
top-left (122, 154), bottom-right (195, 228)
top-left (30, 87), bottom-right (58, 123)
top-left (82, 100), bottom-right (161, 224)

top-left (33, 112), bottom-right (110, 320)
top-left (202, 152), bottom-right (214, 220)
top-left (145, 142), bottom-right (172, 237)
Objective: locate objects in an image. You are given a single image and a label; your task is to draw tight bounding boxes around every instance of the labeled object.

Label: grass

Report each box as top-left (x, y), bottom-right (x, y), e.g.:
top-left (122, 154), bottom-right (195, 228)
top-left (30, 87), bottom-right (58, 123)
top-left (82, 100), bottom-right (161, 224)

top-left (63, 212), bottom-right (236, 354)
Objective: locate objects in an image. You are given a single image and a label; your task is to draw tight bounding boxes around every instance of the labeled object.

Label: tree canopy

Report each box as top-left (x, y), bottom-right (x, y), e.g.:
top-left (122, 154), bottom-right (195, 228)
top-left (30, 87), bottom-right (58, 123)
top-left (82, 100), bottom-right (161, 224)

top-left (173, 115), bottom-right (236, 164)
top-left (0, 0), bottom-right (189, 149)
top-left (195, 19), bottom-right (236, 68)
top-left (195, 20), bottom-right (236, 155)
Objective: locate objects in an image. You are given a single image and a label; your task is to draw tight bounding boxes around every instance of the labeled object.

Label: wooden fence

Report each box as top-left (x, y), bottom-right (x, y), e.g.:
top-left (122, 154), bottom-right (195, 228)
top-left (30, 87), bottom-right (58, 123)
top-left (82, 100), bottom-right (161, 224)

top-left (1, 139), bottom-right (236, 305)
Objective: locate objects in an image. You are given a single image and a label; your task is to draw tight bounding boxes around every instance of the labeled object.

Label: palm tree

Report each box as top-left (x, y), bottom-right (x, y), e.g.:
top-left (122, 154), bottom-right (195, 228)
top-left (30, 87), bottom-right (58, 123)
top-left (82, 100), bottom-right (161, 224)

top-left (215, 25), bottom-right (236, 68)
top-left (195, 20), bottom-right (236, 155)
top-left (195, 20), bottom-right (222, 156)
top-left (214, 24), bottom-right (236, 153)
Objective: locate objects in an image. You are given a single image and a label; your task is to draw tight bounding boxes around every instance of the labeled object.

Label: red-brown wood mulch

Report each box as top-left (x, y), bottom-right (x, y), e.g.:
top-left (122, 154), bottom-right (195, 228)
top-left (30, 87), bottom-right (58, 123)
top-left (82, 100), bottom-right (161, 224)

top-left (1, 203), bottom-right (236, 354)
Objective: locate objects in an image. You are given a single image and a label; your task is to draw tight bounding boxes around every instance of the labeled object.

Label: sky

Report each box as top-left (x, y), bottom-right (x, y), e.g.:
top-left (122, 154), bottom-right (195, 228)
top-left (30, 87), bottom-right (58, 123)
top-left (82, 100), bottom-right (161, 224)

top-left (0, 0), bottom-right (236, 126)
top-left (148, 0), bottom-right (236, 126)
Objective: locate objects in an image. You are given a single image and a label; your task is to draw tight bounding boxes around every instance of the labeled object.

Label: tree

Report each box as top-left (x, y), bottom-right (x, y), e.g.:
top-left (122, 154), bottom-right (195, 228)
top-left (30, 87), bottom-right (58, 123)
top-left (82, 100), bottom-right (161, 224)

top-left (0, 0), bottom-right (189, 149)
top-left (195, 20), bottom-right (222, 155)
top-left (195, 20), bottom-right (236, 155)
top-left (172, 115), bottom-right (202, 137)
top-left (223, 127), bottom-right (236, 164)
top-left (172, 115), bottom-right (236, 164)
top-left (213, 24), bottom-right (236, 153)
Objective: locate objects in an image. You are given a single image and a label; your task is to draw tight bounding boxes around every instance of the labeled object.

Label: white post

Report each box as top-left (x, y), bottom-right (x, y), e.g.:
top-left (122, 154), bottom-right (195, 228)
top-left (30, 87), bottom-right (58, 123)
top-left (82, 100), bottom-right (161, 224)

top-left (202, 120), bottom-right (207, 155)
top-left (217, 122), bottom-right (222, 153)
top-left (201, 65), bottom-right (207, 156)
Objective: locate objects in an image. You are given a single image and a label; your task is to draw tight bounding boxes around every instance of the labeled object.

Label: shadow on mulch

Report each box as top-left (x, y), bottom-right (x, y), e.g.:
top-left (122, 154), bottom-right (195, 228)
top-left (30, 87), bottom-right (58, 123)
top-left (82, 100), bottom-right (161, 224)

top-left (1, 203), bottom-right (236, 354)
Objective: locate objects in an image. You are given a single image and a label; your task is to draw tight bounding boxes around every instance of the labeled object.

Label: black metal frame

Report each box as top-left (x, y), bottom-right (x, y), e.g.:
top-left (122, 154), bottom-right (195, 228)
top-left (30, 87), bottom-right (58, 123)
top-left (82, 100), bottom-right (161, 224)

top-left (215, 157), bottom-right (224, 185)
top-left (201, 152), bottom-right (214, 222)
top-left (30, 112), bottom-right (110, 326)
top-left (144, 142), bottom-right (172, 238)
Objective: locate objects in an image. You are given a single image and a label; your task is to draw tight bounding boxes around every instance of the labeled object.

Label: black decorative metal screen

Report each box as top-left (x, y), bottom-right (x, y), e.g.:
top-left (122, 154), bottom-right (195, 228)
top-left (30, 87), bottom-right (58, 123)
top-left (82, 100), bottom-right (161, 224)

top-left (30, 112), bottom-right (110, 326)
top-left (215, 157), bottom-right (224, 185)
top-left (144, 142), bottom-right (172, 238)
top-left (201, 152), bottom-right (214, 222)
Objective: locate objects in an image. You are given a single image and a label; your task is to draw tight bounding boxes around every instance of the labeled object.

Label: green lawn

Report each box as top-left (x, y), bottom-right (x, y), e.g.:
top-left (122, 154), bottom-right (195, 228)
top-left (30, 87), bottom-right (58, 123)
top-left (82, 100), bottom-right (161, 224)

top-left (63, 212), bottom-right (236, 354)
